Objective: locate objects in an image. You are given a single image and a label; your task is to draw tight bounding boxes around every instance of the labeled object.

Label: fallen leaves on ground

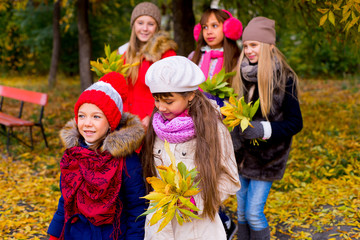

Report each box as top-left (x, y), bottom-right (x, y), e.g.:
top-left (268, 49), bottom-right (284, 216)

top-left (0, 77), bottom-right (359, 239)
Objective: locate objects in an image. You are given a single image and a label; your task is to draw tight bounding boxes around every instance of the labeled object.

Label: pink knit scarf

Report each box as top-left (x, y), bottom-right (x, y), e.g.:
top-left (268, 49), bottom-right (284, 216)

top-left (200, 50), bottom-right (224, 78)
top-left (152, 112), bottom-right (196, 143)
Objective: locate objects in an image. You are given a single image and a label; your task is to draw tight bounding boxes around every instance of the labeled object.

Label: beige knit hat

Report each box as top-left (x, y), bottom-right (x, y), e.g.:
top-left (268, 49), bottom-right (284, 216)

top-left (145, 56), bottom-right (205, 93)
top-left (242, 16), bottom-right (276, 45)
top-left (130, 2), bottom-right (161, 27)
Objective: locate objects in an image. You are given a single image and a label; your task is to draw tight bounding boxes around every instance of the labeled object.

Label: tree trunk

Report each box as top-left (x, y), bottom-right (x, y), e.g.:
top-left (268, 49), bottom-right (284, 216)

top-left (172, 0), bottom-right (195, 56)
top-left (77, 0), bottom-right (93, 91)
top-left (48, 0), bottom-right (61, 89)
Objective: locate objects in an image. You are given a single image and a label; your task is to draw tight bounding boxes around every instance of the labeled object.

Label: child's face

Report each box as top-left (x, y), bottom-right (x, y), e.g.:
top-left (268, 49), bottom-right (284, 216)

top-left (154, 92), bottom-right (195, 121)
top-left (202, 13), bottom-right (224, 49)
top-left (77, 103), bottom-right (110, 144)
top-left (134, 15), bottom-right (157, 43)
top-left (243, 40), bottom-right (261, 64)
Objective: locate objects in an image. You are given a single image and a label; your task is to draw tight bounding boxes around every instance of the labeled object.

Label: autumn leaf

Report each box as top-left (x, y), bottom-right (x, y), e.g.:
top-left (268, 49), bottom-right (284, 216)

top-left (90, 44), bottom-right (139, 78)
top-left (139, 140), bottom-right (201, 232)
top-left (199, 68), bottom-right (236, 99)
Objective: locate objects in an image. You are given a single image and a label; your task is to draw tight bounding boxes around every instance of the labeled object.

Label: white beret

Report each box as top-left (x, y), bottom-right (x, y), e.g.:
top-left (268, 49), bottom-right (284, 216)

top-left (145, 56), bottom-right (205, 93)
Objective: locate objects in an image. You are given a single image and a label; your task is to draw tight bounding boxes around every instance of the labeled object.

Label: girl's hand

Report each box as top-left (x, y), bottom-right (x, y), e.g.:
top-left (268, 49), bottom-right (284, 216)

top-left (141, 116), bottom-right (150, 129)
top-left (241, 121), bottom-right (264, 139)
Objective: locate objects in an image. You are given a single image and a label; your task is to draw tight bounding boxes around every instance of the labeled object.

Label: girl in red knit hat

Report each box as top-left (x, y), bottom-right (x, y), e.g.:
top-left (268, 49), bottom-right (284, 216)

top-left (119, 2), bottom-right (177, 129)
top-left (47, 72), bottom-right (147, 240)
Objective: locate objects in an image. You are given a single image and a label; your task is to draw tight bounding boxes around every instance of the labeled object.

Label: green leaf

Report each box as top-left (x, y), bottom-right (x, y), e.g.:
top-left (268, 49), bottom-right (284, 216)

top-left (178, 196), bottom-right (200, 212)
top-left (137, 206), bottom-right (157, 219)
top-left (104, 44), bottom-right (111, 59)
top-left (320, 14), bottom-right (328, 26)
top-left (347, 16), bottom-right (359, 31)
top-left (109, 50), bottom-right (117, 64)
top-left (317, 8), bottom-right (329, 14)
top-left (249, 99), bottom-right (260, 119)
top-left (177, 162), bottom-right (187, 178)
top-left (110, 62), bottom-right (117, 71)
top-left (178, 208), bottom-right (201, 220)
top-left (175, 210), bottom-right (184, 225)
top-left (340, 10), bottom-right (351, 23)
top-left (328, 11), bottom-right (335, 26)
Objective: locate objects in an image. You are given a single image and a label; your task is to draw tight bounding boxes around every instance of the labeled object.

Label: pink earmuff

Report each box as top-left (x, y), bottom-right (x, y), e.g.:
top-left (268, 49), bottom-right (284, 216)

top-left (193, 9), bottom-right (243, 42)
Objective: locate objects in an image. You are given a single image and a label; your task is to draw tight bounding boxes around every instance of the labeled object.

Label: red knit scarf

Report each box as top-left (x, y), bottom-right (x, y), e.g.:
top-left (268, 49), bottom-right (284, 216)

top-left (60, 146), bottom-right (125, 239)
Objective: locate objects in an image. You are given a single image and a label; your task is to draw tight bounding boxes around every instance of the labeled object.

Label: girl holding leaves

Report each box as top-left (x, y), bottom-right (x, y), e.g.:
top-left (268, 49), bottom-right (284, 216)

top-left (141, 56), bottom-right (240, 240)
top-left (231, 17), bottom-right (303, 239)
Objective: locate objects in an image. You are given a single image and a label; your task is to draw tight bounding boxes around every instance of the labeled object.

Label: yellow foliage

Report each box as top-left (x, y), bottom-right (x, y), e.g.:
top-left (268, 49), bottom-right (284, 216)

top-left (90, 44), bottom-right (139, 78)
top-left (140, 141), bottom-right (201, 232)
top-left (314, 0), bottom-right (360, 32)
top-left (0, 77), bottom-right (359, 239)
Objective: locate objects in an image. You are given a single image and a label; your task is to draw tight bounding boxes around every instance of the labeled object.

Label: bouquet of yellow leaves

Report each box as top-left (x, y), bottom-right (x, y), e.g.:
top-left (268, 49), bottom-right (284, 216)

top-left (221, 96), bottom-right (262, 145)
top-left (90, 44), bottom-right (139, 78)
top-left (139, 141), bottom-right (201, 233)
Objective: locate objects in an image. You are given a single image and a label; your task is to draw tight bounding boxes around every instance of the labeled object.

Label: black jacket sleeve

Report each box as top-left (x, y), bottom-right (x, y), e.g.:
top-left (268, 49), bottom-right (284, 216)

top-left (270, 77), bottom-right (303, 139)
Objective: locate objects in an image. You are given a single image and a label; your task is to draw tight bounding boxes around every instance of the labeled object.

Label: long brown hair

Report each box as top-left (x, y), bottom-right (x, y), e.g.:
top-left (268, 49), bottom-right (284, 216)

top-left (141, 90), bottom-right (238, 220)
top-left (233, 43), bottom-right (299, 119)
top-left (192, 9), bottom-right (240, 81)
top-left (125, 23), bottom-right (159, 84)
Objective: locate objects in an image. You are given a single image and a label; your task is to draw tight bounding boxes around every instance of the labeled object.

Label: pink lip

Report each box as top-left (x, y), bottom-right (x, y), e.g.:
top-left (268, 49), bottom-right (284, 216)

top-left (206, 38), bottom-right (215, 42)
top-left (83, 130), bottom-right (95, 135)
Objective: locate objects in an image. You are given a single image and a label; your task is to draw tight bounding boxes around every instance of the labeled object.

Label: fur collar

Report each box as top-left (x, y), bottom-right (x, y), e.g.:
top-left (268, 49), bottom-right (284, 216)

top-left (141, 31), bottom-right (178, 62)
top-left (60, 112), bottom-right (145, 158)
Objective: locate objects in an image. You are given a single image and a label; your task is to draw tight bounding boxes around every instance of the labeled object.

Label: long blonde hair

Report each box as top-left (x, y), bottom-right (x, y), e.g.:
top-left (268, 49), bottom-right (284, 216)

top-left (141, 91), bottom-right (238, 220)
top-left (125, 23), bottom-right (159, 84)
top-left (233, 43), bottom-right (299, 119)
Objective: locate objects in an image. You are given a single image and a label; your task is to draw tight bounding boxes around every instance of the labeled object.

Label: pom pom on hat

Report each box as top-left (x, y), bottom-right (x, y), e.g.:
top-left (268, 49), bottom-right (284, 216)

top-left (130, 2), bottom-right (161, 27)
top-left (145, 56), bottom-right (205, 93)
top-left (242, 16), bottom-right (276, 45)
top-left (223, 17), bottom-right (243, 40)
top-left (193, 9), bottom-right (243, 41)
top-left (74, 72), bottom-right (128, 131)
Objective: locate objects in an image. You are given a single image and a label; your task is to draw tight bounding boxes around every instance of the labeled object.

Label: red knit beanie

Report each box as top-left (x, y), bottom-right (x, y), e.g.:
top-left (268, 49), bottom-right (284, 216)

top-left (74, 72), bottom-right (128, 131)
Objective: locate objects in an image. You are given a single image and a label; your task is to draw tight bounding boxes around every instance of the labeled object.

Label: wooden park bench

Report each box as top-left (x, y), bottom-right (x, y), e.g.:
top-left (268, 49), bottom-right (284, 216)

top-left (0, 85), bottom-right (48, 153)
